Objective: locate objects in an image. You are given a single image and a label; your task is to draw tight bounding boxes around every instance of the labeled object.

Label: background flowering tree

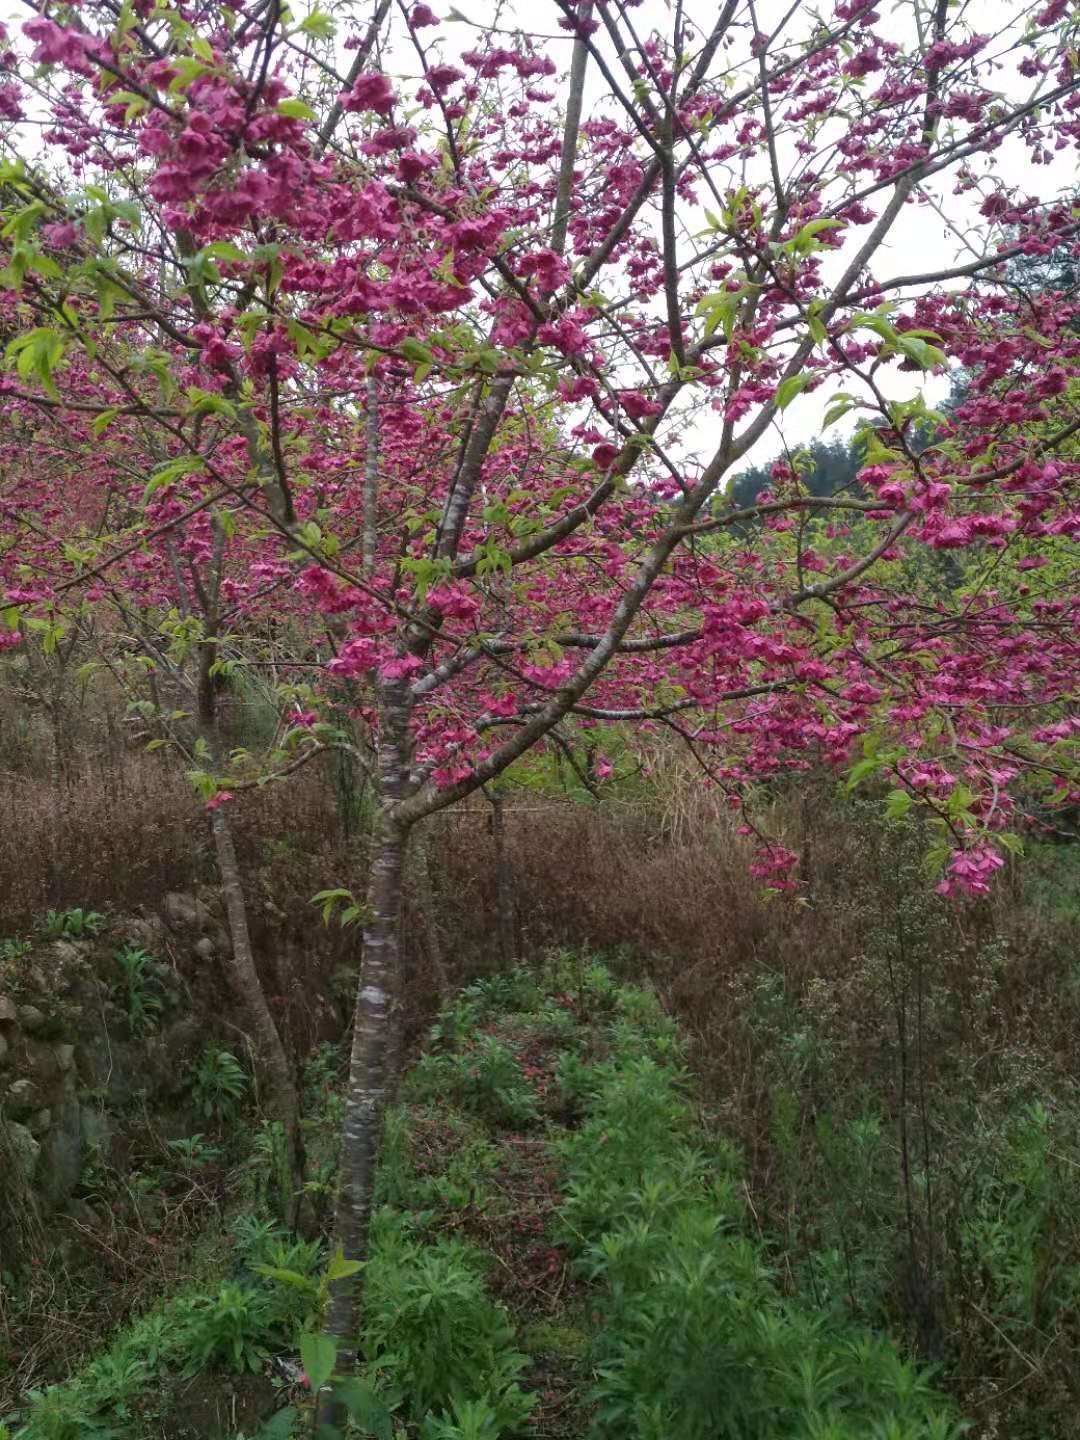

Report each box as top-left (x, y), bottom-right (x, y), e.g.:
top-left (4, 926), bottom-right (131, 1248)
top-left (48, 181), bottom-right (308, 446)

top-left (2, 0), bottom-right (1079, 1382)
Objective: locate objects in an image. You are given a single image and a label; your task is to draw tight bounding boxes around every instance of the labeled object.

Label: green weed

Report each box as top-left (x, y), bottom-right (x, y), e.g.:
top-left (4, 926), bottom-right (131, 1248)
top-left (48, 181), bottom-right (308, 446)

top-left (39, 909), bottom-right (105, 940)
top-left (174, 1284), bottom-right (274, 1374)
top-left (113, 945), bottom-right (162, 1034)
top-left (189, 1046), bottom-right (249, 1122)
top-left (362, 1213), bottom-right (535, 1433)
top-left (406, 1036), bottom-right (538, 1129)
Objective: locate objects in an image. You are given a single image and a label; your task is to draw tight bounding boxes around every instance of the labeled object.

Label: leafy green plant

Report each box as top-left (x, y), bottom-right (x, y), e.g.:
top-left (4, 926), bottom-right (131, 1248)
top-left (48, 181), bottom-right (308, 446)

top-left (428, 993), bottom-right (483, 1053)
top-left (39, 908), bottom-right (105, 940)
top-left (361, 1215), bottom-right (534, 1433)
top-left (252, 1374), bottom-right (393, 1440)
top-left (174, 1284), bottom-right (274, 1375)
top-left (229, 1212), bottom-right (284, 1262)
top-left (376, 1103), bottom-right (502, 1218)
top-left (311, 887), bottom-right (369, 929)
top-left (300, 1044), bottom-right (346, 1215)
top-left (459, 968), bottom-right (544, 1018)
top-left (0, 936), bottom-right (31, 962)
top-left (406, 1037), bottom-right (538, 1128)
top-left (166, 1134), bottom-right (223, 1169)
top-left (249, 1239), bottom-right (357, 1341)
top-left (421, 1394), bottom-right (507, 1440)
top-left (12, 1386), bottom-right (117, 1440)
top-left (114, 945), bottom-right (162, 1034)
top-left (416, 1136), bottom-right (501, 1215)
top-left (241, 1119), bottom-right (295, 1223)
top-left (79, 1352), bottom-right (148, 1421)
top-left (952, 1096), bottom-right (1080, 1404)
top-left (189, 1046), bottom-right (248, 1121)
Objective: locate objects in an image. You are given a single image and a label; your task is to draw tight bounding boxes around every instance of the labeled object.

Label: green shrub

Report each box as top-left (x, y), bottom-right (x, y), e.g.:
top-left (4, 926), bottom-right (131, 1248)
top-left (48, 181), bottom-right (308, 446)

top-left (557, 1055), bottom-right (736, 1249)
top-left (13, 1388), bottom-right (117, 1440)
top-left (39, 908), bottom-right (105, 940)
top-left (13, 1303), bottom-right (190, 1439)
top-left (114, 945), bottom-right (162, 1034)
top-left (460, 968), bottom-right (544, 1019)
top-left (189, 1046), bottom-right (249, 1122)
top-left (428, 993), bottom-right (483, 1053)
top-left (420, 1394), bottom-right (509, 1440)
top-left (362, 1214), bottom-right (535, 1433)
top-left (376, 1105), bottom-right (501, 1220)
top-left (406, 1037), bottom-right (538, 1129)
top-left (174, 1283), bottom-right (275, 1375)
top-left (166, 1133), bottom-right (224, 1170)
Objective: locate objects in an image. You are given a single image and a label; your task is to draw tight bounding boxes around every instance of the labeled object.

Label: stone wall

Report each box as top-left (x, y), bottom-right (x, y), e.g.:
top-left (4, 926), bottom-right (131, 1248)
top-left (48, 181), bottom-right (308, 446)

top-left (0, 893), bottom-right (234, 1232)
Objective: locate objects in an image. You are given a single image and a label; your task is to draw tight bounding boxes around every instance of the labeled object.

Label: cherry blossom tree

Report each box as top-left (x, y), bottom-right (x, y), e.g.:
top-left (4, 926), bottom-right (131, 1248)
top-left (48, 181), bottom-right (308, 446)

top-left (2, 0), bottom-right (1079, 1387)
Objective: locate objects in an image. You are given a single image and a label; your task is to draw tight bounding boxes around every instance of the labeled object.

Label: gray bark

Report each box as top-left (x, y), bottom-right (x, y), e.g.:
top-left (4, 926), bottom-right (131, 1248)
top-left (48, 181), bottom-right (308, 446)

top-left (318, 677), bottom-right (412, 1422)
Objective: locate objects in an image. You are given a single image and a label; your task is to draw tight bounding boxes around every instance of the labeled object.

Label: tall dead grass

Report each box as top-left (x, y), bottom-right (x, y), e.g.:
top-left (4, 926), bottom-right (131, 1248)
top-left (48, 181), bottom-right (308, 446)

top-left (0, 753), bottom-right (341, 928)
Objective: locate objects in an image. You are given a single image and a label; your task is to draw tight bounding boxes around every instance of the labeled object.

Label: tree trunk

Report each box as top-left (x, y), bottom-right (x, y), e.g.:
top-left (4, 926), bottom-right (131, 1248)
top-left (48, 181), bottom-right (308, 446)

top-left (317, 818), bottom-right (407, 1422)
top-left (210, 805), bottom-right (307, 1227)
top-left (318, 673), bottom-right (414, 1422)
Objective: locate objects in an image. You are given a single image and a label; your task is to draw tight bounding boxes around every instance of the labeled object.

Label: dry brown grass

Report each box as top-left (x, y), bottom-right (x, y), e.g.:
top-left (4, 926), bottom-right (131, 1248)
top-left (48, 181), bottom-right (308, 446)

top-left (0, 753), bottom-right (339, 928)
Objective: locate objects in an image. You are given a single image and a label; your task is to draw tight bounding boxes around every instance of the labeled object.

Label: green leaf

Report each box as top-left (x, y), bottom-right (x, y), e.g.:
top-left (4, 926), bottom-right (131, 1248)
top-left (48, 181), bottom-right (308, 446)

top-left (325, 1247), bottom-right (364, 1282)
top-left (252, 1264), bottom-right (317, 1290)
top-left (853, 310), bottom-right (899, 344)
top-left (201, 240), bottom-right (249, 264)
top-left (109, 90), bottom-right (149, 122)
top-left (398, 337), bottom-right (434, 365)
top-left (774, 372), bottom-right (812, 411)
top-left (185, 387), bottom-right (237, 419)
top-left (143, 456), bottom-right (204, 505)
top-left (790, 218), bottom-right (845, 255)
top-left (806, 298), bottom-right (835, 342)
top-left (257, 1408), bottom-right (300, 1440)
top-left (335, 1379), bottom-right (393, 1440)
top-left (311, 887), bottom-right (353, 926)
top-left (299, 1331), bottom-right (337, 1395)
top-left (298, 9), bottom-right (336, 38)
top-left (822, 394), bottom-right (856, 429)
top-left (883, 789), bottom-right (912, 821)
top-left (0, 198), bottom-right (46, 243)
top-left (278, 97), bottom-right (317, 120)
top-left (845, 757), bottom-right (881, 792)
top-left (168, 55), bottom-right (211, 91)
top-left (695, 289), bottom-right (744, 341)
top-left (461, 346), bottom-right (501, 375)
top-left (92, 407), bottom-right (121, 436)
top-left (5, 326), bottom-right (66, 401)
top-left (895, 334), bottom-right (948, 370)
